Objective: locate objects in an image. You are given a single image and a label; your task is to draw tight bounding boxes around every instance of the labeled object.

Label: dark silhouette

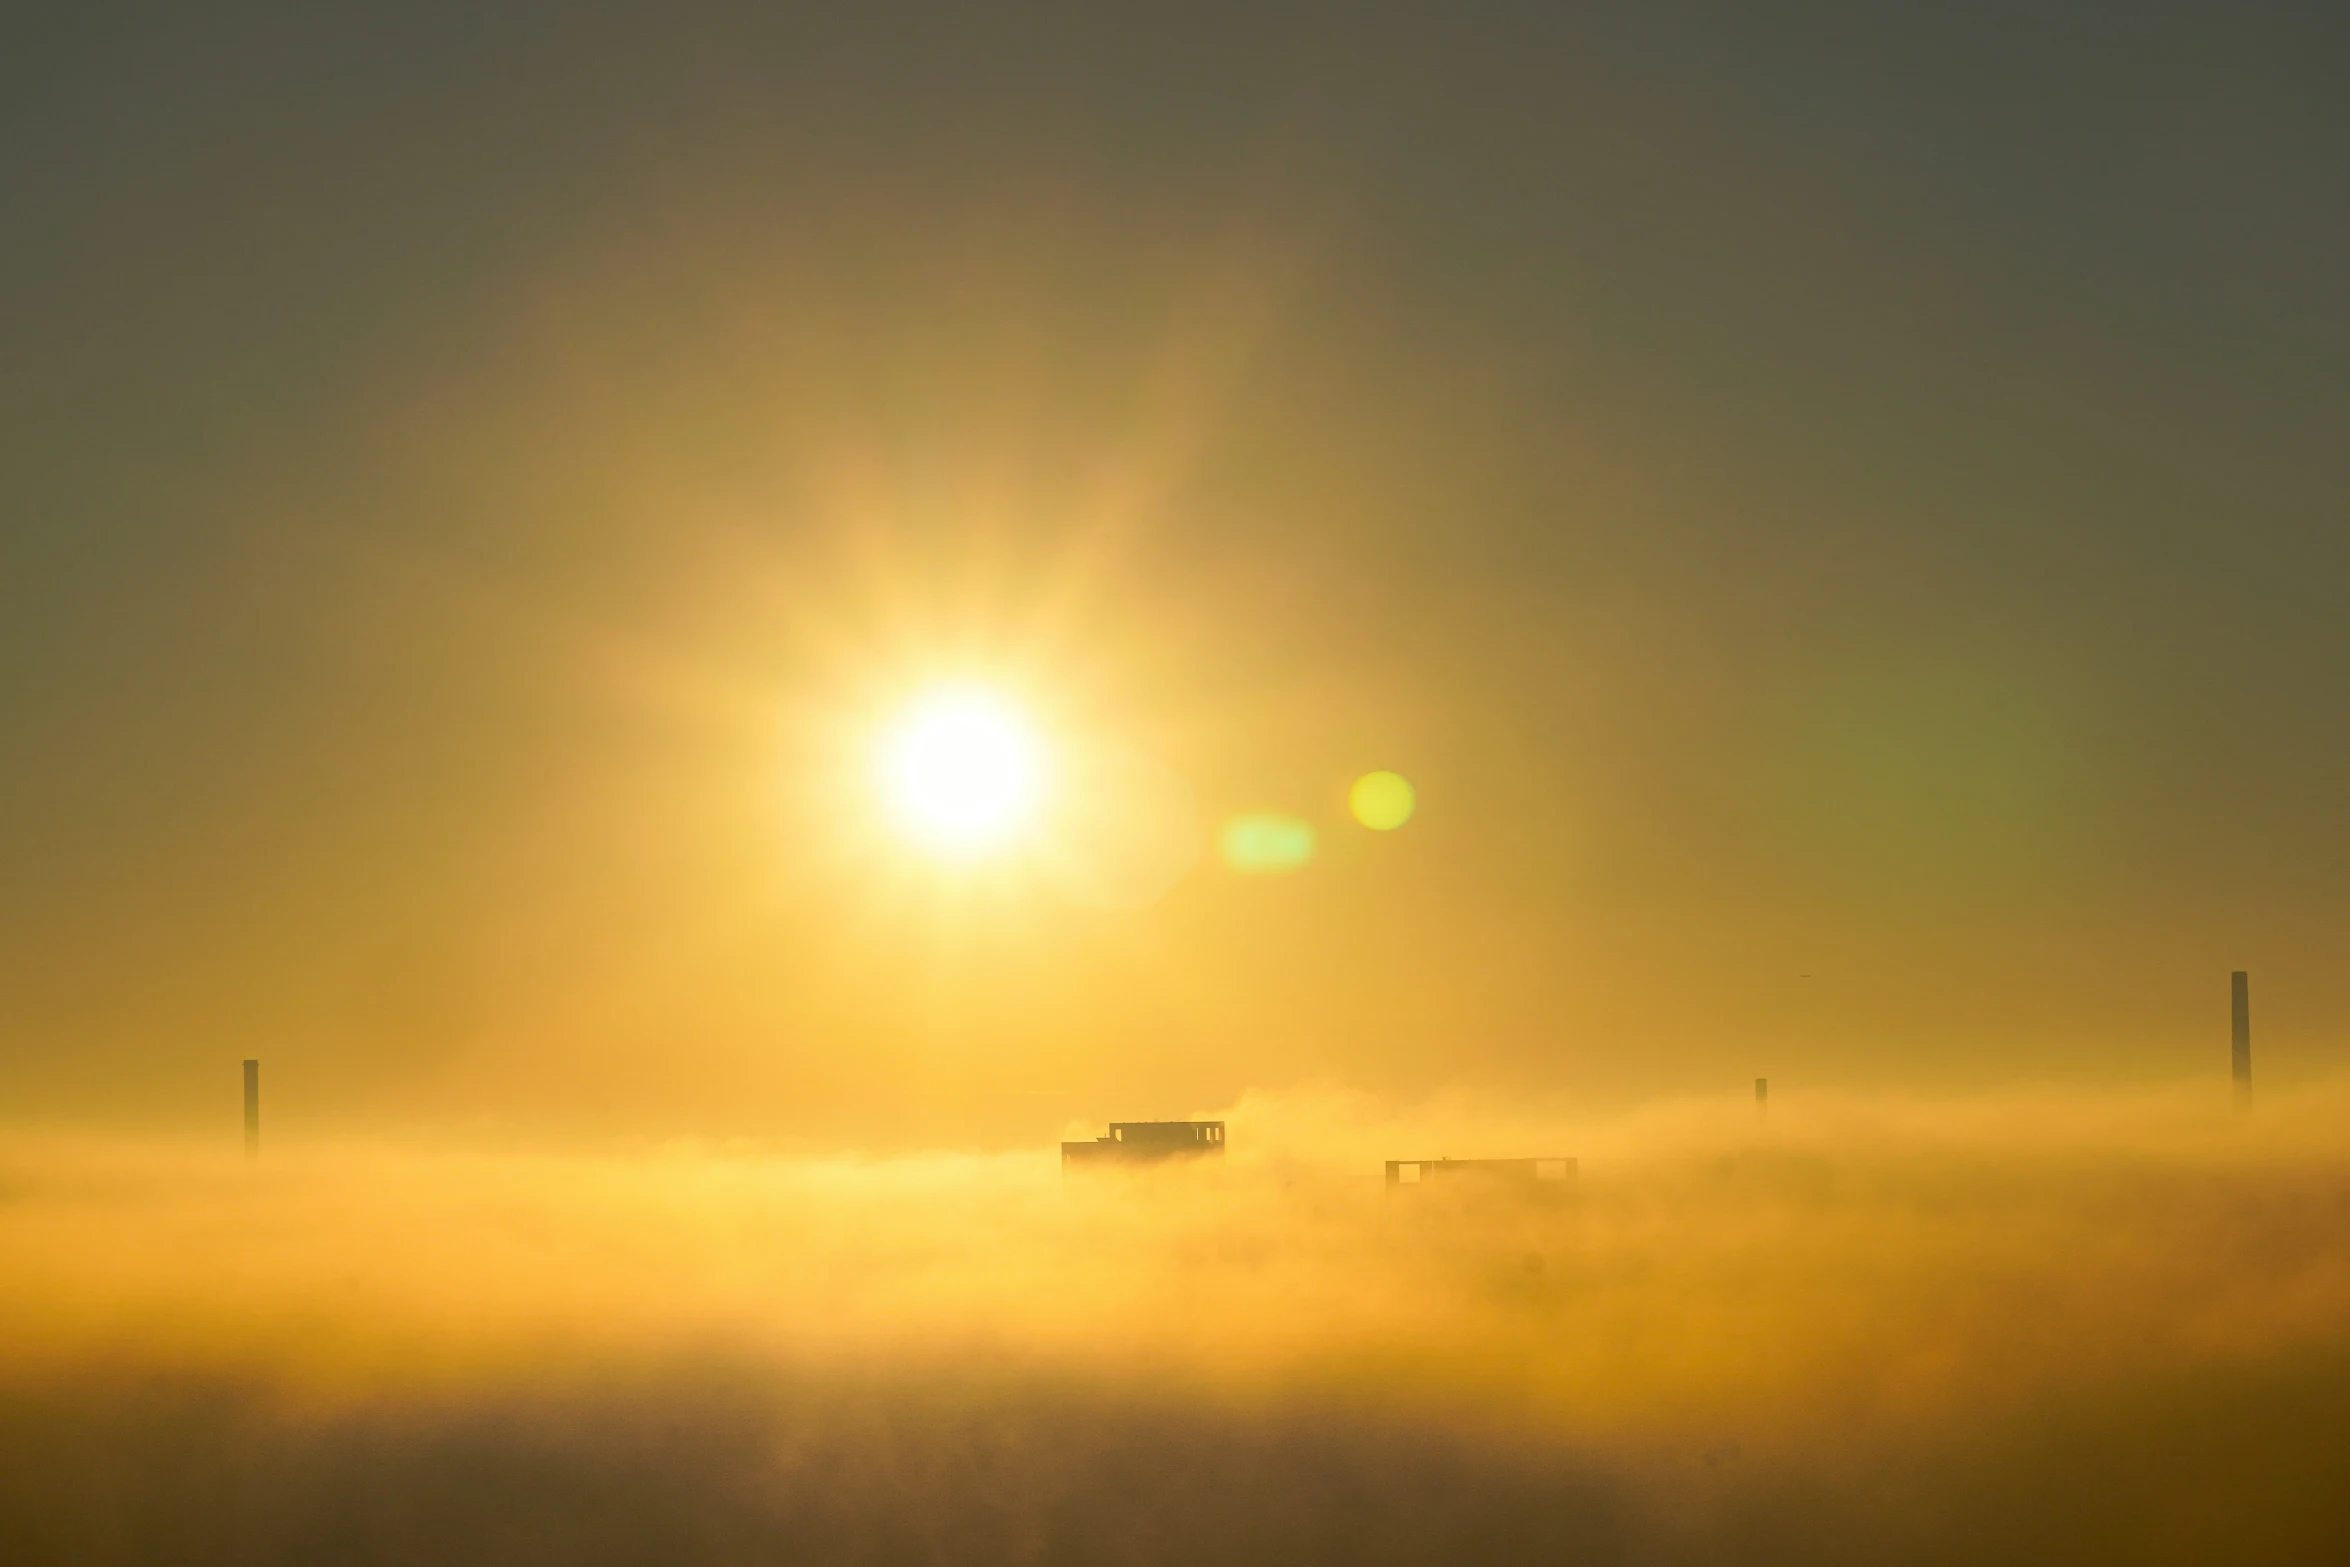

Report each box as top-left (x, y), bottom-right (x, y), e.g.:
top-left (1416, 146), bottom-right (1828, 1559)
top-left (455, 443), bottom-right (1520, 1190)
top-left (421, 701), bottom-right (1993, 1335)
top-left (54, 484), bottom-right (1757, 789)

top-left (2232, 971), bottom-right (2252, 1106)
top-left (1061, 1121), bottom-right (1225, 1172)
top-left (243, 1059), bottom-right (260, 1158)
top-left (1383, 1158), bottom-right (1575, 1189)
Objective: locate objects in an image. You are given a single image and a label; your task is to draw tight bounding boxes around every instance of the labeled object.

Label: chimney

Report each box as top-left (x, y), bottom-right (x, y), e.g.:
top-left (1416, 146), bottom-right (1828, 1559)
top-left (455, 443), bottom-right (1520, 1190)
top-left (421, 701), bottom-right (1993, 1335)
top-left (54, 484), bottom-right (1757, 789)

top-left (2230, 972), bottom-right (2251, 1107)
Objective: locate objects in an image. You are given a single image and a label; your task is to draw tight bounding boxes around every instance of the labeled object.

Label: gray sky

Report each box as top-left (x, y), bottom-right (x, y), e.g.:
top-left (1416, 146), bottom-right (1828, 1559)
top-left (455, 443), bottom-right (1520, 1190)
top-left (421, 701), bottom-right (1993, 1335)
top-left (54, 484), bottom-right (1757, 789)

top-left (4, 1), bottom-right (2348, 1139)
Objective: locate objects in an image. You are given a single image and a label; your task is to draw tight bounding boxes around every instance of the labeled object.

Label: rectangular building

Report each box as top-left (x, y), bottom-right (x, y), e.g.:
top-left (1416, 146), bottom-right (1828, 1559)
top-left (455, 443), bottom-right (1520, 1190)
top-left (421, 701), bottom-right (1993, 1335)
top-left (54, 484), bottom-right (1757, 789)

top-left (1062, 1121), bottom-right (1226, 1171)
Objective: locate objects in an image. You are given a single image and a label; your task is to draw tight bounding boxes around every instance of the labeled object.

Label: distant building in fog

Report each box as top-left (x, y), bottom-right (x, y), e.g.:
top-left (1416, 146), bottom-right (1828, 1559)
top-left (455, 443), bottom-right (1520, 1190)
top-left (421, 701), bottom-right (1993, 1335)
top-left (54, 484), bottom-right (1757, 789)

top-left (1062, 1121), bottom-right (1225, 1171)
top-left (1384, 1157), bottom-right (1575, 1189)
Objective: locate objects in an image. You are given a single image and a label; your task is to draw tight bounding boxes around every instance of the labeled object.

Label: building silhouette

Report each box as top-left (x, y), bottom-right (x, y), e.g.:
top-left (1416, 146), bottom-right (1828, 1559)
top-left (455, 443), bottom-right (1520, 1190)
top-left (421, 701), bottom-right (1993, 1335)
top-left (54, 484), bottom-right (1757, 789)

top-left (1384, 1157), bottom-right (1575, 1189)
top-left (1062, 1121), bottom-right (1225, 1171)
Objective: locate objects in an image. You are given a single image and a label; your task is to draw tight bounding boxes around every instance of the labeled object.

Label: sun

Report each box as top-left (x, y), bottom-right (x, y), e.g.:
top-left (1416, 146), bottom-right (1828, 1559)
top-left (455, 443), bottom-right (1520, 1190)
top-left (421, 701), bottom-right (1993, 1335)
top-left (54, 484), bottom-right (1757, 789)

top-left (877, 687), bottom-right (1047, 857)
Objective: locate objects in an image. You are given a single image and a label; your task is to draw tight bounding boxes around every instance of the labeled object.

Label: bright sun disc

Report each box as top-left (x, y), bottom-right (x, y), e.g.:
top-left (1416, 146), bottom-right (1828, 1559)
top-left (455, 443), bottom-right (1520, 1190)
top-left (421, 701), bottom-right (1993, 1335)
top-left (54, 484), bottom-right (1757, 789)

top-left (878, 688), bottom-right (1045, 857)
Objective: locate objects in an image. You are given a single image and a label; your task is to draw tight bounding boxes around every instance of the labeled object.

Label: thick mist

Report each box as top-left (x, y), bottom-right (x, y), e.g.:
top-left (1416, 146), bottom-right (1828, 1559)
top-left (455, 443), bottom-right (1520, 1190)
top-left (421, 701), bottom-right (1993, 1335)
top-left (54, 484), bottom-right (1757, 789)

top-left (6, 1083), bottom-right (2349, 1564)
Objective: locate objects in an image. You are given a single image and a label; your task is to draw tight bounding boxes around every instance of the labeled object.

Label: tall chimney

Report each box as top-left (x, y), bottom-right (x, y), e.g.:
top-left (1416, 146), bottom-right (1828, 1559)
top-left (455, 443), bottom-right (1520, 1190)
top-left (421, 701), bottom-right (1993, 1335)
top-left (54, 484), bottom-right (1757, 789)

top-left (243, 1059), bottom-right (260, 1157)
top-left (2230, 972), bottom-right (2251, 1106)
top-left (1755, 1077), bottom-right (1769, 1112)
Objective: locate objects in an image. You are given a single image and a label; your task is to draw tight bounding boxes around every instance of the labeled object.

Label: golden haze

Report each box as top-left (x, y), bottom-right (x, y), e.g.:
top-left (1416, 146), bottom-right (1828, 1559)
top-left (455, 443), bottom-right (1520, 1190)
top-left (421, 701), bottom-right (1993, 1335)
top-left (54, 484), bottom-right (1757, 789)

top-left (5, 1085), bottom-right (2349, 1560)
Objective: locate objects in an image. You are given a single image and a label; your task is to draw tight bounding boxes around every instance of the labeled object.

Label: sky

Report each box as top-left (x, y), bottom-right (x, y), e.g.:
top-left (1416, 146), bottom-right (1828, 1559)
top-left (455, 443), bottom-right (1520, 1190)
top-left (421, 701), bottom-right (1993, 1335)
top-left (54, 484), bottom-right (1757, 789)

top-left (4, 0), bottom-right (2349, 1143)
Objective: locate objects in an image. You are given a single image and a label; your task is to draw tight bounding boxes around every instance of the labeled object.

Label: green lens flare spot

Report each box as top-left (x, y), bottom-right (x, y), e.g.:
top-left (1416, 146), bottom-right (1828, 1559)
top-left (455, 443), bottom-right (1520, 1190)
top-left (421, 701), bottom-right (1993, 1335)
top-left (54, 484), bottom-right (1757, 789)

top-left (1349, 771), bottom-right (1416, 831)
top-left (1218, 814), bottom-right (1316, 874)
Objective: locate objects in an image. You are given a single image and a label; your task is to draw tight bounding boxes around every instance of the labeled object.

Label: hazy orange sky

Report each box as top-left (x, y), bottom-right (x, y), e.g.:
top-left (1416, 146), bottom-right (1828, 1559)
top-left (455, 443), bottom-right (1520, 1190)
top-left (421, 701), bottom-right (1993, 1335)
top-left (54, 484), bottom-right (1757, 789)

top-left (4, 1), bottom-right (2348, 1142)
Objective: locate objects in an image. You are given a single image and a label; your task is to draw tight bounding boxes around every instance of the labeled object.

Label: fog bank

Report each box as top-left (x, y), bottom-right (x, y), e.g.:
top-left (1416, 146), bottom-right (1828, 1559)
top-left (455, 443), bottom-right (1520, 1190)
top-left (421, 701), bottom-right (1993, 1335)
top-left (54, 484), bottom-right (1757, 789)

top-left (5, 1083), bottom-right (2348, 1563)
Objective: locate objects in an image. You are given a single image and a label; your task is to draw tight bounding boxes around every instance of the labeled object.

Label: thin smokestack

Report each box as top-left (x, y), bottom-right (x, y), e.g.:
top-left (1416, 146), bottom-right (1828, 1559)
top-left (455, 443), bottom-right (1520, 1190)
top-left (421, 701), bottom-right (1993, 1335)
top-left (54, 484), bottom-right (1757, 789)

top-left (2230, 972), bottom-right (2251, 1107)
top-left (243, 1060), bottom-right (259, 1157)
top-left (1755, 1078), bottom-right (1768, 1113)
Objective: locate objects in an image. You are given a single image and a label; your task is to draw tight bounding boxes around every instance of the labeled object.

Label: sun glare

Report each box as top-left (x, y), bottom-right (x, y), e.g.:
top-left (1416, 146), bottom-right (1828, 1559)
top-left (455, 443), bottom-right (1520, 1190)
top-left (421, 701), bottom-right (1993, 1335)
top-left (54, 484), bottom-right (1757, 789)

top-left (878, 688), bottom-right (1046, 857)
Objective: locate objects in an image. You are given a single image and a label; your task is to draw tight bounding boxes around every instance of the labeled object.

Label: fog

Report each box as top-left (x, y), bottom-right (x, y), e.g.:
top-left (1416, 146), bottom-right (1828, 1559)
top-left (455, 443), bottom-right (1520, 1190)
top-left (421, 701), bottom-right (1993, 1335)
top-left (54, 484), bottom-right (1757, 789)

top-left (7, 1083), bottom-right (2349, 1563)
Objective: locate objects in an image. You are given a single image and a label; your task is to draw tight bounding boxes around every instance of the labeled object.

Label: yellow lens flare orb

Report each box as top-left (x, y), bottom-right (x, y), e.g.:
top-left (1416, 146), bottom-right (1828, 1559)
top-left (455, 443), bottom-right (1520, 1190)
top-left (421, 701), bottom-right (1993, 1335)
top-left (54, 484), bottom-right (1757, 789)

top-left (878, 687), bottom-right (1046, 858)
top-left (1349, 770), bottom-right (1416, 831)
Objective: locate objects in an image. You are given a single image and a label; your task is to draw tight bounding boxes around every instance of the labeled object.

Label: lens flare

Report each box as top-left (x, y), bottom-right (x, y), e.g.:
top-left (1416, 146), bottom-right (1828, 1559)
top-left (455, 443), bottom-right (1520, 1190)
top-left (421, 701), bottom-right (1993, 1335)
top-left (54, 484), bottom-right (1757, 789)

top-left (1219, 814), bottom-right (1316, 874)
top-left (878, 688), bottom-right (1046, 857)
top-left (1349, 771), bottom-right (1416, 831)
